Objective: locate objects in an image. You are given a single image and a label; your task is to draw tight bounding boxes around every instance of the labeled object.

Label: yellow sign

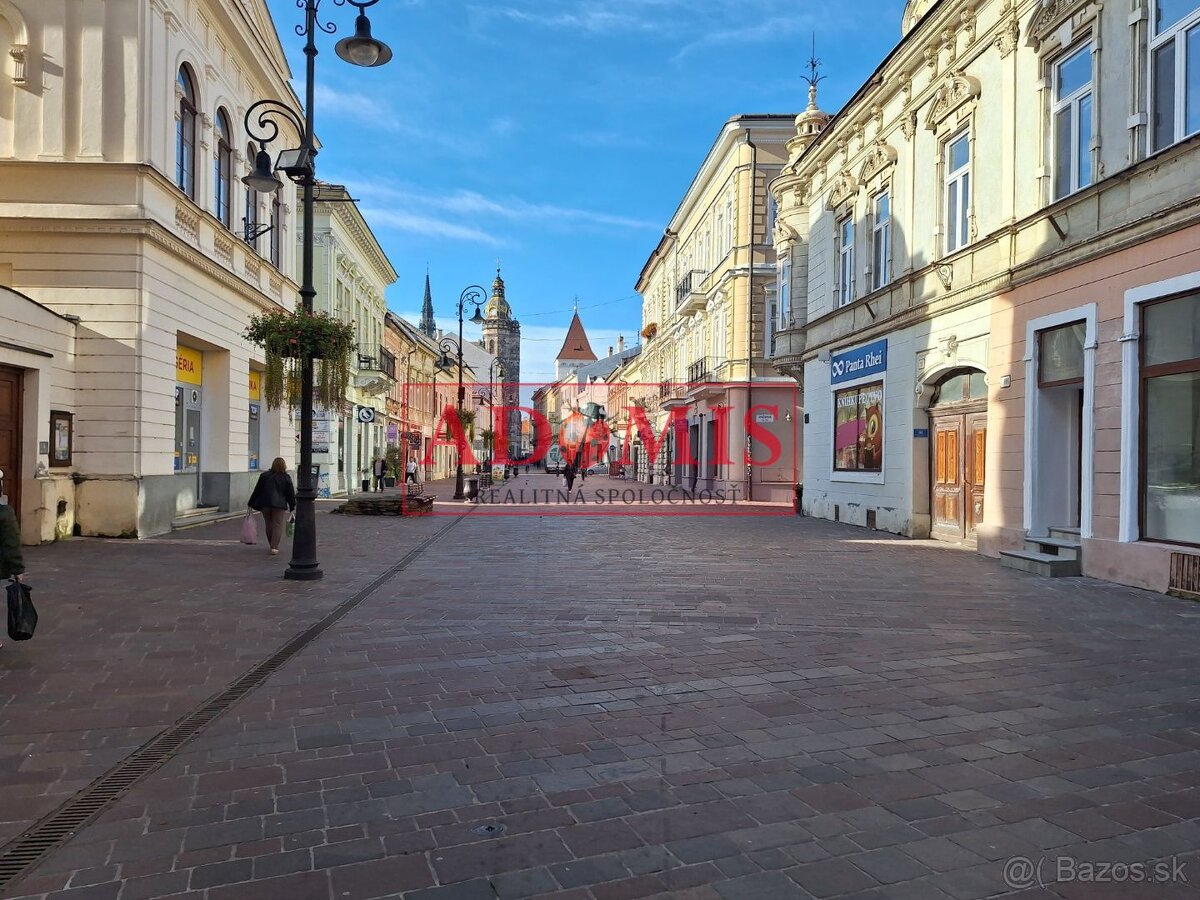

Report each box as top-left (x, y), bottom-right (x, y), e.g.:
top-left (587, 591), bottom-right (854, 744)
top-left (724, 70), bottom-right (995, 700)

top-left (176, 345), bottom-right (203, 386)
top-left (249, 370), bottom-right (262, 401)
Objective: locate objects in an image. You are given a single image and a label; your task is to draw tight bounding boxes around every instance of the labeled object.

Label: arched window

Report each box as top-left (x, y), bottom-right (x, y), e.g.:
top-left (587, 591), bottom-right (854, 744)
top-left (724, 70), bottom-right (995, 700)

top-left (175, 66), bottom-right (198, 198)
top-left (930, 368), bottom-right (988, 407)
top-left (244, 143), bottom-right (259, 249)
top-left (269, 189), bottom-right (282, 268)
top-left (213, 109), bottom-right (233, 227)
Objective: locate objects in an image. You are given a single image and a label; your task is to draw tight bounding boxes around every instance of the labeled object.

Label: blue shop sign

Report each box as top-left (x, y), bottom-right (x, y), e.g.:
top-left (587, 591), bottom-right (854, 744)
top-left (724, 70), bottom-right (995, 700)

top-left (831, 339), bottom-right (888, 385)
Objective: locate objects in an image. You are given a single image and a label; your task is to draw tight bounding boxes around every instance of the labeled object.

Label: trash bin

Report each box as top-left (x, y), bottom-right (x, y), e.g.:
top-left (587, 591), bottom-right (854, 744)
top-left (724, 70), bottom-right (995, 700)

top-left (466, 476), bottom-right (479, 500)
top-left (361, 477), bottom-right (370, 493)
top-left (795, 483), bottom-right (803, 515)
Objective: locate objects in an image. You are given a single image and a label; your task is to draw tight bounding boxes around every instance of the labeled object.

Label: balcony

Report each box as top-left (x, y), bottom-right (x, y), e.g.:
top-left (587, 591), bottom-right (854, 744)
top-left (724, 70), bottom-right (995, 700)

top-left (355, 344), bottom-right (394, 396)
top-left (674, 269), bottom-right (706, 316)
top-left (686, 357), bottom-right (710, 384)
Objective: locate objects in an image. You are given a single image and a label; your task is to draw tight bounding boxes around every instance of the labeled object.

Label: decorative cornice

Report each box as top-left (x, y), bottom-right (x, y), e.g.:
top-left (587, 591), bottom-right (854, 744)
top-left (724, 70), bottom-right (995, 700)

top-left (1027, 0), bottom-right (1094, 49)
top-left (996, 13), bottom-right (1021, 57)
top-left (924, 70), bottom-right (981, 130)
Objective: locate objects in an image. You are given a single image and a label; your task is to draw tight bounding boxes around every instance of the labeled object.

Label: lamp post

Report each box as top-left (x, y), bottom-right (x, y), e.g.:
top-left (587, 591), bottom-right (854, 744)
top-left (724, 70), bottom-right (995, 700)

top-left (435, 286), bottom-right (487, 499)
top-left (242, 0), bottom-right (391, 582)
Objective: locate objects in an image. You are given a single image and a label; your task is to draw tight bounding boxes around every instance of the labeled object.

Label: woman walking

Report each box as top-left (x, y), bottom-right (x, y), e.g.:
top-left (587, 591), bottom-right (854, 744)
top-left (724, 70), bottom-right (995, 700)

top-left (248, 457), bottom-right (296, 555)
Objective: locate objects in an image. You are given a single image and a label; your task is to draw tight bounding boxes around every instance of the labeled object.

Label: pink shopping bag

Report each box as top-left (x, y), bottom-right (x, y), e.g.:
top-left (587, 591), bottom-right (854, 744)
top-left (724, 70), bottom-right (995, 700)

top-left (240, 511), bottom-right (258, 545)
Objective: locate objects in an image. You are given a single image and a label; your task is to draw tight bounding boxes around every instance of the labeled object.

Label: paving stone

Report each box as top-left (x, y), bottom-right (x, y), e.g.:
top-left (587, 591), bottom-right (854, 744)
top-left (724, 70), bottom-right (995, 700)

top-left (786, 858), bottom-right (880, 897)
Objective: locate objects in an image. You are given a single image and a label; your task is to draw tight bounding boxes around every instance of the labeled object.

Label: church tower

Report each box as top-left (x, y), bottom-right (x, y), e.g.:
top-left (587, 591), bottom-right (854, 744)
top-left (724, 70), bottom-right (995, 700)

top-left (481, 267), bottom-right (521, 457)
top-left (555, 307), bottom-right (597, 379)
top-left (419, 271), bottom-right (436, 338)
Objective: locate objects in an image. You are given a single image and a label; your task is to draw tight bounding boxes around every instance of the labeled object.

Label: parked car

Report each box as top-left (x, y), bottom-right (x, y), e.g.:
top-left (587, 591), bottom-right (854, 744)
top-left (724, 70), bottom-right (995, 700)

top-left (587, 463), bottom-right (609, 476)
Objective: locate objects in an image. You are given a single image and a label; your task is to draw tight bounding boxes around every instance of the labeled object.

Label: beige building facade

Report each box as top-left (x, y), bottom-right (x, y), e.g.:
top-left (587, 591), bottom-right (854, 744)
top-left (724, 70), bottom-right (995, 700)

top-left (631, 115), bottom-right (800, 502)
top-left (0, 0), bottom-right (301, 541)
top-left (772, 0), bottom-right (1200, 593)
top-left (308, 184), bottom-right (396, 497)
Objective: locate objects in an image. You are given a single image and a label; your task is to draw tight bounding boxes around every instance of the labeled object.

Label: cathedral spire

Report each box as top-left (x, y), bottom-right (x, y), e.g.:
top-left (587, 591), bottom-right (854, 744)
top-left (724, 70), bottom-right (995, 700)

top-left (419, 269), bottom-right (435, 338)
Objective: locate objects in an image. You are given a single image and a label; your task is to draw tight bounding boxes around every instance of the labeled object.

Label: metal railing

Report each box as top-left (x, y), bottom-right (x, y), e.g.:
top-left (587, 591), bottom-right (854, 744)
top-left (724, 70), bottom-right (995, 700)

top-left (674, 269), bottom-right (705, 307)
top-left (687, 357), bottom-right (710, 384)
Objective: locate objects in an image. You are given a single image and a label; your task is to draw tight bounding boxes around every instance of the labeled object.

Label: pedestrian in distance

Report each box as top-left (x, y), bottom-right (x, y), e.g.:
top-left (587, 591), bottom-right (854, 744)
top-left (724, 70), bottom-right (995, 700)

top-left (247, 457), bottom-right (296, 556)
top-left (372, 455), bottom-right (387, 492)
top-left (564, 461), bottom-right (576, 491)
top-left (0, 475), bottom-right (25, 652)
top-left (405, 456), bottom-right (419, 484)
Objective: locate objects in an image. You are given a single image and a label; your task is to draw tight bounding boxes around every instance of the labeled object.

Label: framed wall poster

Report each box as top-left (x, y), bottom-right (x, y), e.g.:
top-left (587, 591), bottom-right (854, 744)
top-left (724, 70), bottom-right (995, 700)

top-left (50, 410), bottom-right (73, 467)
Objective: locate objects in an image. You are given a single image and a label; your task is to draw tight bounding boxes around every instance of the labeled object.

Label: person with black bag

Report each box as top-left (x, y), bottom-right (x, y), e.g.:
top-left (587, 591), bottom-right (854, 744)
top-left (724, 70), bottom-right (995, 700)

top-left (247, 457), bottom-right (296, 556)
top-left (1, 478), bottom-right (32, 649)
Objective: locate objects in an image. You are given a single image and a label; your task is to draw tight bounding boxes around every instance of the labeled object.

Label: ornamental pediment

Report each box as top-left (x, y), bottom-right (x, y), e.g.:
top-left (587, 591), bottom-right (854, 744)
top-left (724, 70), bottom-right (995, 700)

top-left (858, 141), bottom-right (897, 184)
top-left (825, 171), bottom-right (858, 211)
top-left (1025, 0), bottom-right (1098, 49)
top-left (924, 71), bottom-right (980, 130)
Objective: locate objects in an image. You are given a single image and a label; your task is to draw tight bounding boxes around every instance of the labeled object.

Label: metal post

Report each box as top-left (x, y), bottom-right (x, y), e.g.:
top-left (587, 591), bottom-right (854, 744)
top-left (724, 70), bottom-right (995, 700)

top-left (286, 0), bottom-right (322, 580)
top-left (453, 297), bottom-right (466, 500)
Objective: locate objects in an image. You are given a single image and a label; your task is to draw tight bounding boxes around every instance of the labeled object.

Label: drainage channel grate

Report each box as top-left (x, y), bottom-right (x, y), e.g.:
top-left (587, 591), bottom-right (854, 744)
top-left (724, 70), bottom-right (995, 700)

top-left (0, 513), bottom-right (469, 892)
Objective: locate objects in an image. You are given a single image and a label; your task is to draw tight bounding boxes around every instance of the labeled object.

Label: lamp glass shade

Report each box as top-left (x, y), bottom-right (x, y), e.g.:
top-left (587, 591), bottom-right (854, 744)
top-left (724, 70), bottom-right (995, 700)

top-left (242, 148), bottom-right (282, 193)
top-left (335, 14), bottom-right (393, 68)
top-left (469, 307), bottom-right (485, 325)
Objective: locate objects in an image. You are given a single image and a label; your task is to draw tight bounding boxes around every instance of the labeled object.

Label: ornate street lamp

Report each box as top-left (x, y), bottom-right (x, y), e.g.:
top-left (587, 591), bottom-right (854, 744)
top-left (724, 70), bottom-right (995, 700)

top-left (242, 0), bottom-right (392, 582)
top-left (434, 286), bottom-right (487, 499)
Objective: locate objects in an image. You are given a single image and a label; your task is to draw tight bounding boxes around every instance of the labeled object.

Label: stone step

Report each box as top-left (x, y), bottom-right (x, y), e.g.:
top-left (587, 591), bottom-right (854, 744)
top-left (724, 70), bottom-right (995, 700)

top-left (1048, 525), bottom-right (1081, 541)
top-left (172, 509), bottom-right (239, 530)
top-left (1000, 549), bottom-right (1082, 578)
top-left (174, 505), bottom-right (220, 520)
top-left (1025, 536), bottom-right (1082, 560)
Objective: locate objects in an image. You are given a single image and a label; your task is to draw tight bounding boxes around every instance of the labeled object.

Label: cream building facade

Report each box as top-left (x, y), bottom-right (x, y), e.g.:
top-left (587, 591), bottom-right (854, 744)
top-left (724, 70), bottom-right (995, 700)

top-left (308, 183), bottom-right (396, 497)
top-left (0, 0), bottom-right (301, 541)
top-left (772, 0), bottom-right (1200, 593)
top-left (632, 115), bottom-right (800, 502)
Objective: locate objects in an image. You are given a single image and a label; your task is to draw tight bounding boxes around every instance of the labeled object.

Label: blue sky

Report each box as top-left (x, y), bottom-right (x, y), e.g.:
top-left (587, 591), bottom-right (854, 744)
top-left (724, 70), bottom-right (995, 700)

top-left (265, 0), bottom-right (905, 384)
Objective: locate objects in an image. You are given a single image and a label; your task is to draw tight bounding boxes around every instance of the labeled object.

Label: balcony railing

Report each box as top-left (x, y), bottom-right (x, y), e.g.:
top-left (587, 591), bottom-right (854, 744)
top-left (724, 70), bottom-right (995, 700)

top-left (674, 269), bottom-right (706, 308)
top-left (687, 357), bottom-right (710, 384)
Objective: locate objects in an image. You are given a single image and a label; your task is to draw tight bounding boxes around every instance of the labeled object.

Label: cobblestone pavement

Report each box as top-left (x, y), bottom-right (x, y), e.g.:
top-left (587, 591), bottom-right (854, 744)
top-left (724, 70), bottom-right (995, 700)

top-left (3, 508), bottom-right (1200, 899)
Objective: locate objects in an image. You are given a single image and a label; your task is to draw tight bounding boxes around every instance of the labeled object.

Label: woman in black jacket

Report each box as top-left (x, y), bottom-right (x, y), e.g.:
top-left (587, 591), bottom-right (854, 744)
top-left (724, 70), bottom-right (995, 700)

top-left (247, 457), bottom-right (296, 555)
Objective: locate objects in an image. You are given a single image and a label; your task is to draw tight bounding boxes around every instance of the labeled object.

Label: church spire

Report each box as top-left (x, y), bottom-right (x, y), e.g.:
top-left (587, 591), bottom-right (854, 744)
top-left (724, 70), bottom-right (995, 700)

top-left (419, 269), bottom-right (435, 338)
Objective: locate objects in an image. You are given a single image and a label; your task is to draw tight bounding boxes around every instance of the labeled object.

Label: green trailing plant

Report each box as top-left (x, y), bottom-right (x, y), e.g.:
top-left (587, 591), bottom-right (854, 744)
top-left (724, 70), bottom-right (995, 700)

top-left (479, 428), bottom-right (495, 453)
top-left (244, 308), bottom-right (357, 411)
top-left (443, 407), bottom-right (476, 442)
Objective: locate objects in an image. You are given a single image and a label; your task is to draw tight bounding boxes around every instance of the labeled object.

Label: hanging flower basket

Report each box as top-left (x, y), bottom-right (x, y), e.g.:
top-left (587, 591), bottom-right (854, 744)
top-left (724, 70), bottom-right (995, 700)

top-left (244, 308), bottom-right (357, 411)
top-left (641, 322), bottom-right (659, 340)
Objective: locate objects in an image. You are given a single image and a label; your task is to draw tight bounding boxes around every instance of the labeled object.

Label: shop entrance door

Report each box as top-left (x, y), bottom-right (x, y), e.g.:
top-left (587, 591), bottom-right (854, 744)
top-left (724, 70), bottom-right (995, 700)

top-left (0, 365), bottom-right (22, 519)
top-left (928, 369), bottom-right (988, 544)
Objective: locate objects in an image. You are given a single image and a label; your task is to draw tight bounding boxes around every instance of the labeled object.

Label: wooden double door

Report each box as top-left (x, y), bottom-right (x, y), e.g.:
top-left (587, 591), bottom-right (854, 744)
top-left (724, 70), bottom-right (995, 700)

top-left (931, 409), bottom-right (986, 543)
top-left (0, 365), bottom-right (21, 519)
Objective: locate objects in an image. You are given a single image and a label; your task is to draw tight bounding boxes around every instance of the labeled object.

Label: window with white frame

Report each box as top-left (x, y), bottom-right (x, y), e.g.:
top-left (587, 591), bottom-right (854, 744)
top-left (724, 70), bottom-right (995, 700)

top-left (725, 195), bottom-right (734, 250)
top-left (766, 194), bottom-right (778, 245)
top-left (1052, 43), bottom-right (1094, 199)
top-left (1150, 0), bottom-right (1200, 151)
top-left (944, 131), bottom-right (971, 254)
top-left (778, 256), bottom-right (792, 328)
top-left (213, 109), bottom-right (233, 228)
top-left (766, 289), bottom-right (778, 356)
top-left (871, 191), bottom-right (891, 291)
top-left (837, 215), bottom-right (855, 306)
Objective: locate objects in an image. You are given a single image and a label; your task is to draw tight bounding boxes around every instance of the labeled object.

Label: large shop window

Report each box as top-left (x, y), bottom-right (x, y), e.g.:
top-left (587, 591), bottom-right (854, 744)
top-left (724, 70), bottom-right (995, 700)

top-left (1140, 293), bottom-right (1200, 544)
top-left (834, 381), bottom-right (884, 472)
top-left (1150, 0), bottom-right (1200, 151)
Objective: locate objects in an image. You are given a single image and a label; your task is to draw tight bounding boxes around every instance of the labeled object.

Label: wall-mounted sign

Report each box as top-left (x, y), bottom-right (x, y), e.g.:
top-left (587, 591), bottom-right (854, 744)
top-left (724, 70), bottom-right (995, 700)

top-left (249, 370), bottom-right (262, 401)
top-left (357, 406), bottom-right (376, 424)
top-left (176, 345), bottom-right (203, 385)
top-left (754, 412), bottom-right (776, 424)
top-left (913, 428), bottom-right (929, 438)
top-left (386, 422), bottom-right (398, 443)
top-left (831, 339), bottom-right (887, 385)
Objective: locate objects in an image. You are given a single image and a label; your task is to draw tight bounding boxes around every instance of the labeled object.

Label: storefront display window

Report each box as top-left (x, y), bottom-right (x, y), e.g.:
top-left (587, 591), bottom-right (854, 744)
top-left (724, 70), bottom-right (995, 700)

top-left (1141, 293), bottom-right (1200, 544)
top-left (834, 381), bottom-right (884, 472)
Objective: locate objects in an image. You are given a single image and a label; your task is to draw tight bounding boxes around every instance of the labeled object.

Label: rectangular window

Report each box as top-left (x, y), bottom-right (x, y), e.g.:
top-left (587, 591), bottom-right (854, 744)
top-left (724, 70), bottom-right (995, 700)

top-left (1150, 1), bottom-right (1200, 151)
top-left (834, 381), bottom-right (884, 472)
top-left (1053, 44), bottom-right (1094, 199)
top-left (838, 216), bottom-right (855, 306)
top-left (1140, 292), bottom-right (1200, 544)
top-left (767, 291), bottom-right (778, 356)
top-left (871, 191), bottom-right (891, 290)
top-left (778, 256), bottom-right (791, 328)
top-left (269, 191), bottom-right (283, 268)
top-left (944, 131), bottom-right (971, 253)
top-left (1038, 321), bottom-right (1087, 386)
top-left (766, 194), bottom-right (778, 246)
top-left (49, 410), bottom-right (73, 468)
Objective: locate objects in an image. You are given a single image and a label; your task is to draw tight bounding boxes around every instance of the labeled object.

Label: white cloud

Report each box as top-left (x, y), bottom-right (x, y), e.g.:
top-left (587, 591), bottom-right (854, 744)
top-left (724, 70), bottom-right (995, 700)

top-left (359, 208), bottom-right (503, 246)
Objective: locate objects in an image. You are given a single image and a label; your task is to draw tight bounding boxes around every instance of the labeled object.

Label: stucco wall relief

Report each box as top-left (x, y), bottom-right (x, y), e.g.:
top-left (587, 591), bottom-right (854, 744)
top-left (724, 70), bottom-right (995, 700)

top-left (925, 71), bottom-right (981, 130)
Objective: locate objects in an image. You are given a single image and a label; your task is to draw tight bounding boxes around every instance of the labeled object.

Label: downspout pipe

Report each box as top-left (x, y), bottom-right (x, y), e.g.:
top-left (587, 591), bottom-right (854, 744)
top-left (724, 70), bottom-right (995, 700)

top-left (745, 131), bottom-right (757, 503)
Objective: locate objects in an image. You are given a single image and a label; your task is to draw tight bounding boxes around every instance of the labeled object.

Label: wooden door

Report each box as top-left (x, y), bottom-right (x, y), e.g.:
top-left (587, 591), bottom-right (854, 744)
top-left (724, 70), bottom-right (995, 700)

top-left (0, 365), bottom-right (22, 519)
top-left (931, 415), bottom-right (963, 541)
top-left (965, 413), bottom-right (987, 537)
